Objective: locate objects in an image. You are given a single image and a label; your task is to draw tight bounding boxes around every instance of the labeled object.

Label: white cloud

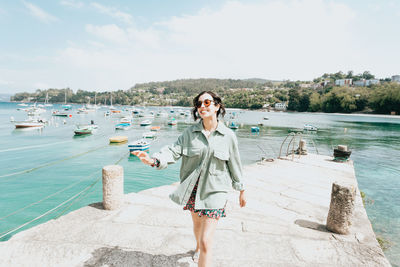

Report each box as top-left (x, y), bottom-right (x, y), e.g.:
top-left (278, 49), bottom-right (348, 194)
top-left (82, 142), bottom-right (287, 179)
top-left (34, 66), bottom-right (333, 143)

top-left (91, 2), bottom-right (133, 25)
top-left (60, 0), bottom-right (84, 9)
top-left (8, 0), bottom-right (399, 94)
top-left (0, 79), bottom-right (14, 85)
top-left (50, 0), bottom-right (361, 91)
top-left (86, 24), bottom-right (130, 45)
top-left (23, 1), bottom-right (58, 23)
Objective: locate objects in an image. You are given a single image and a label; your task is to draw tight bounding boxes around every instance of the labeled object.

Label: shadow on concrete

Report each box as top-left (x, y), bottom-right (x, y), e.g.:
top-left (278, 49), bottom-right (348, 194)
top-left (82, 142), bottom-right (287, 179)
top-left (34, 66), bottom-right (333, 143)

top-left (83, 246), bottom-right (193, 267)
top-left (295, 219), bottom-right (330, 233)
top-left (88, 202), bottom-right (104, 210)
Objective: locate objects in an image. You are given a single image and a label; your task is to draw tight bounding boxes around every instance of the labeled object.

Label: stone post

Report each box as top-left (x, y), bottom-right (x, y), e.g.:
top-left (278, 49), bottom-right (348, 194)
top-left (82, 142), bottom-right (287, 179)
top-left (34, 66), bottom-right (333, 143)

top-left (326, 182), bottom-right (356, 234)
top-left (102, 165), bottom-right (124, 210)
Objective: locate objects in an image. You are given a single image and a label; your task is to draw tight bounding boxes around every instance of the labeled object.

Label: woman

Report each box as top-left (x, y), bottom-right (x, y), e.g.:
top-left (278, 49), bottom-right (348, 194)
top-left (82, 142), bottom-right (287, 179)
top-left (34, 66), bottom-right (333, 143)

top-left (133, 91), bottom-right (246, 266)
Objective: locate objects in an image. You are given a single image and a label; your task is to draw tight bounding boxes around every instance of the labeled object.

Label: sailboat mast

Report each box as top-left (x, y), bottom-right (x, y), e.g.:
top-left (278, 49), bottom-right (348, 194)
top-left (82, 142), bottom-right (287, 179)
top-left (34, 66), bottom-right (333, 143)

top-left (64, 89), bottom-right (67, 104)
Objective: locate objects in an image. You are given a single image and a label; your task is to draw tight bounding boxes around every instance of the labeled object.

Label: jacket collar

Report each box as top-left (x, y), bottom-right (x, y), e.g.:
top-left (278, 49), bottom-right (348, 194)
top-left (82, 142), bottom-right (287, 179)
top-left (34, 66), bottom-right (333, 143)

top-left (192, 119), bottom-right (228, 135)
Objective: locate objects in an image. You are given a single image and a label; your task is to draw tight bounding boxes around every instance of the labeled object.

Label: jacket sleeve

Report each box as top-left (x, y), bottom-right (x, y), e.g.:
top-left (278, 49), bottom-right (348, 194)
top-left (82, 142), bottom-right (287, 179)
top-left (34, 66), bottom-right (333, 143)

top-left (226, 133), bottom-right (244, 191)
top-left (152, 132), bottom-right (184, 170)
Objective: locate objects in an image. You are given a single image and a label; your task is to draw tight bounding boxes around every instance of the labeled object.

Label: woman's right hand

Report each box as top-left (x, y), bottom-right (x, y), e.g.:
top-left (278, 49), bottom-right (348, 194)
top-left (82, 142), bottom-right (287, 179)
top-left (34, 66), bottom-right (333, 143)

top-left (131, 151), bottom-right (154, 166)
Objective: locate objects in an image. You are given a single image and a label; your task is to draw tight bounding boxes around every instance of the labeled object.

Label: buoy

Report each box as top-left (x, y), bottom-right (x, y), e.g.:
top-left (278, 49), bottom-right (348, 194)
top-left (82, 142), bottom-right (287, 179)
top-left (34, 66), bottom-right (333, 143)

top-left (69, 114), bottom-right (72, 118)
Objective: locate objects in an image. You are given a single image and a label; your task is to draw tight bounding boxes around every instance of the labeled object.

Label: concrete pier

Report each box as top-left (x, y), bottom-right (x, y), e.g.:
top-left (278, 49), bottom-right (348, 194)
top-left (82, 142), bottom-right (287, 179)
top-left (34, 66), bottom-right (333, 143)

top-left (0, 154), bottom-right (391, 266)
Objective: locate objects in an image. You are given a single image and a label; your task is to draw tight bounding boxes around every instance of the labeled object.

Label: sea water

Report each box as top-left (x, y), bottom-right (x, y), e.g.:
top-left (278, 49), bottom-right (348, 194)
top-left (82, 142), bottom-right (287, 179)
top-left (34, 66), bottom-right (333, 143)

top-left (0, 102), bottom-right (399, 265)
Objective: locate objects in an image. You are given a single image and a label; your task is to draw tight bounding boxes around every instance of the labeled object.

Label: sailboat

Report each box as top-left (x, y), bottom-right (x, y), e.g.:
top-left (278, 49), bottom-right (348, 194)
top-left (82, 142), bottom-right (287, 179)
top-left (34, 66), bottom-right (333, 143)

top-left (62, 89), bottom-right (71, 110)
top-left (44, 92), bottom-right (53, 107)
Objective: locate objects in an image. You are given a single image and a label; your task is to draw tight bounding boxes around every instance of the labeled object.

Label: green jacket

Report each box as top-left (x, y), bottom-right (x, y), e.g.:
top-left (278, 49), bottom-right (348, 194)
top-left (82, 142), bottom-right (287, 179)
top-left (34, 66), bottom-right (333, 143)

top-left (153, 120), bottom-right (244, 209)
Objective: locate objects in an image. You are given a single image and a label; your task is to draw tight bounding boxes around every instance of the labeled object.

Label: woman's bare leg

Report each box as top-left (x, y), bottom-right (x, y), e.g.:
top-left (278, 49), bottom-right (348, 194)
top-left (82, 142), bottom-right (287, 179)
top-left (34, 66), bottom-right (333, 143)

top-left (190, 211), bottom-right (202, 252)
top-left (198, 216), bottom-right (219, 267)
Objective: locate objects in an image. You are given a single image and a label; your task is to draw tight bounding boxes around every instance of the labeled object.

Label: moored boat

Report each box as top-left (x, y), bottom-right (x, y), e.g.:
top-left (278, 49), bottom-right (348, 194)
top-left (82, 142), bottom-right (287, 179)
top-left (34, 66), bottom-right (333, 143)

top-left (128, 139), bottom-right (150, 152)
top-left (74, 125), bottom-right (96, 136)
top-left (167, 118), bottom-right (177, 126)
top-left (150, 126), bottom-right (161, 131)
top-left (251, 126), bottom-right (260, 132)
top-left (109, 136), bottom-right (128, 143)
top-left (303, 124), bottom-right (318, 131)
top-left (142, 132), bottom-right (156, 139)
top-left (228, 122), bottom-right (239, 129)
top-left (140, 119), bottom-right (152, 126)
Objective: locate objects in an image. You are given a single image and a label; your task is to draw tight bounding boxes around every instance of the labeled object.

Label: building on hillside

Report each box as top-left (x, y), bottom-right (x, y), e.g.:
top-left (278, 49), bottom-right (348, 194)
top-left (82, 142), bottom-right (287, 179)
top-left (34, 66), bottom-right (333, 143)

top-left (335, 79), bottom-right (352, 86)
top-left (300, 83), bottom-right (312, 88)
top-left (365, 79), bottom-right (380, 86)
top-left (392, 75), bottom-right (400, 83)
top-left (274, 102), bottom-right (287, 111)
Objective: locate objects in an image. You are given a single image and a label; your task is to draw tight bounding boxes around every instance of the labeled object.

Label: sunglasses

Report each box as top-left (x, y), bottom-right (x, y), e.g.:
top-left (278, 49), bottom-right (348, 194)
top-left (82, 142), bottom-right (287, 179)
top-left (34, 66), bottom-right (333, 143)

top-left (196, 99), bottom-right (215, 108)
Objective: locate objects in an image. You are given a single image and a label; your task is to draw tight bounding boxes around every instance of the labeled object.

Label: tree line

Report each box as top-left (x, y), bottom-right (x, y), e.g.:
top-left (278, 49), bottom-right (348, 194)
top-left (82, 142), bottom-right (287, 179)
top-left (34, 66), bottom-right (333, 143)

top-left (10, 75), bottom-right (400, 114)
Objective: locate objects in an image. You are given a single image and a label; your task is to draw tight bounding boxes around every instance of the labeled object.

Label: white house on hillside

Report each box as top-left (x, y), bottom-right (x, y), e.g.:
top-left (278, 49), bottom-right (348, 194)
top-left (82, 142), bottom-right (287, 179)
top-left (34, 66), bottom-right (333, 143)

top-left (353, 79), bottom-right (380, 86)
top-left (274, 102), bottom-right (287, 111)
top-left (392, 75), bottom-right (400, 83)
top-left (335, 79), bottom-right (352, 86)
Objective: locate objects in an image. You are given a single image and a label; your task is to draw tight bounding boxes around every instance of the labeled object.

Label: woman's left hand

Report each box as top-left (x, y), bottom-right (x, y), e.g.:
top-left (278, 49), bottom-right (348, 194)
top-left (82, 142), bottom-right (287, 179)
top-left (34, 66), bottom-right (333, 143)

top-left (239, 190), bottom-right (246, 208)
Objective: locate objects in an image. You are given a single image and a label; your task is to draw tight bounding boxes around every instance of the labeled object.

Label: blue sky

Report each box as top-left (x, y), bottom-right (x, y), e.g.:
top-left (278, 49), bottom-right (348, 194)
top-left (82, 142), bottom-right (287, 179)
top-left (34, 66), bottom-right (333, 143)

top-left (0, 0), bottom-right (399, 94)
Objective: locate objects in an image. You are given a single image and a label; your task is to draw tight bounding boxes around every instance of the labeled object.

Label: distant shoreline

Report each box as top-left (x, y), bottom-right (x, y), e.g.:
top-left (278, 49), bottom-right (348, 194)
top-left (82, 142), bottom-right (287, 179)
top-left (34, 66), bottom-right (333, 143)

top-left (3, 101), bottom-right (400, 119)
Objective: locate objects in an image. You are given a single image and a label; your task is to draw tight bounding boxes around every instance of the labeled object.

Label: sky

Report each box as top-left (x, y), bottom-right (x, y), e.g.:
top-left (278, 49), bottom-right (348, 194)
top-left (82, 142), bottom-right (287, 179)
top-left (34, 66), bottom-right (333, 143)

top-left (0, 0), bottom-right (399, 94)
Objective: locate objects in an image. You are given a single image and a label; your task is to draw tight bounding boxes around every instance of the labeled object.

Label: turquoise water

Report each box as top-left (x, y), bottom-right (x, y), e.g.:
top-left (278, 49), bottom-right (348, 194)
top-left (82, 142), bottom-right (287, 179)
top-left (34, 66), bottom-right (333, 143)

top-left (0, 102), bottom-right (399, 265)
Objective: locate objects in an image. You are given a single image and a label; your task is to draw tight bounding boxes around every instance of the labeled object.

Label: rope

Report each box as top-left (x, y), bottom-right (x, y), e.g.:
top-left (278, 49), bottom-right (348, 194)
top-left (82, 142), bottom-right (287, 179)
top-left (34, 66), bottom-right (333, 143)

top-left (0, 144), bottom-right (108, 179)
top-left (0, 140), bottom-right (72, 153)
top-left (0, 179), bottom-right (101, 239)
top-left (0, 150), bottom-right (130, 240)
top-left (53, 152), bottom-right (129, 219)
top-left (0, 169), bottom-right (99, 222)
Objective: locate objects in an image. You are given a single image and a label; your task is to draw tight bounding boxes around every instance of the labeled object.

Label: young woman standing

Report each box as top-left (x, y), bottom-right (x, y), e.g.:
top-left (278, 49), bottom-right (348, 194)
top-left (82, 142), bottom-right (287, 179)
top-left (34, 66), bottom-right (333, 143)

top-left (133, 91), bottom-right (246, 266)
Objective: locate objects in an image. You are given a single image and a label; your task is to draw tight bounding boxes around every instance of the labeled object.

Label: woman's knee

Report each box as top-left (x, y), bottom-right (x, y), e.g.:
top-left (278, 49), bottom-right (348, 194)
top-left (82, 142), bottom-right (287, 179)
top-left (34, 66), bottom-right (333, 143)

top-left (199, 237), bottom-right (212, 252)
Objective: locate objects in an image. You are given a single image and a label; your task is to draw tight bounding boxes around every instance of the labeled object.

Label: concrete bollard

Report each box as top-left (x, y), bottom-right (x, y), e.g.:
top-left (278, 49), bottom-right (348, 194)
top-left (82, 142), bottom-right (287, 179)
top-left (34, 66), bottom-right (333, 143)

top-left (326, 182), bottom-right (356, 234)
top-left (102, 165), bottom-right (124, 210)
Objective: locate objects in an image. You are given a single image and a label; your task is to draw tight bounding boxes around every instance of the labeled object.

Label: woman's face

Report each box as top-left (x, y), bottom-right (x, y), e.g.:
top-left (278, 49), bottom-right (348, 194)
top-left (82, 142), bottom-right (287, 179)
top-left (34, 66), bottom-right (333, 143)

top-left (197, 93), bottom-right (220, 120)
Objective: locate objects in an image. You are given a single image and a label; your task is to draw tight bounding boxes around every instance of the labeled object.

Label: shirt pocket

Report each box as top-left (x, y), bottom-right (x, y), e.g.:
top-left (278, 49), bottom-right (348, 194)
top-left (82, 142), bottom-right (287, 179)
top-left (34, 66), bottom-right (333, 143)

top-left (209, 149), bottom-right (229, 175)
top-left (182, 147), bottom-right (202, 157)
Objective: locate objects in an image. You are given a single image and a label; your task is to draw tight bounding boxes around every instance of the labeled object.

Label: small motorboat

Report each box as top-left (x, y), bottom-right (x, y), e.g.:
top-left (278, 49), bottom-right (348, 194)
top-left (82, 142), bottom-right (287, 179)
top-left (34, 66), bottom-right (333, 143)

top-left (109, 136), bottom-right (128, 144)
top-left (303, 124), bottom-right (318, 131)
top-left (140, 119), bottom-right (152, 126)
top-left (128, 139), bottom-right (150, 152)
top-left (263, 117), bottom-right (269, 120)
top-left (251, 126), bottom-right (260, 132)
top-left (142, 132), bottom-right (157, 139)
top-left (228, 122), bottom-right (239, 130)
top-left (74, 125), bottom-right (96, 136)
top-left (150, 126), bottom-right (161, 131)
top-left (115, 117), bottom-right (132, 130)
top-left (52, 110), bottom-right (71, 117)
top-left (15, 121), bottom-right (45, 128)
top-left (115, 123), bottom-right (132, 130)
top-left (167, 118), bottom-right (177, 126)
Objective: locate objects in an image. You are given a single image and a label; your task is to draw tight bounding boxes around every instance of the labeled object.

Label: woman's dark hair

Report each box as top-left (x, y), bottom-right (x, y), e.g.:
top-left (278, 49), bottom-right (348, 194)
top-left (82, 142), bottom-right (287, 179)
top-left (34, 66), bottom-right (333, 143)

top-left (192, 91), bottom-right (226, 121)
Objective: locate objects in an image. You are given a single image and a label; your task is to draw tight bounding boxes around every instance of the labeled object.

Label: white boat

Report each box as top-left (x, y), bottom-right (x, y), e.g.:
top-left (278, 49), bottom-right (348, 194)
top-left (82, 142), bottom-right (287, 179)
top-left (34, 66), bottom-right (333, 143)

top-left (228, 122), bottom-right (239, 129)
top-left (142, 132), bottom-right (156, 139)
top-left (44, 93), bottom-right (53, 107)
top-left (115, 118), bottom-right (132, 130)
top-left (74, 124), bottom-right (97, 135)
top-left (128, 139), bottom-right (150, 152)
top-left (14, 117), bottom-right (46, 128)
top-left (140, 120), bottom-right (152, 126)
top-left (17, 103), bottom-right (28, 107)
top-left (167, 118), bottom-right (177, 126)
top-left (52, 110), bottom-right (71, 117)
top-left (303, 124), bottom-right (318, 131)
top-left (156, 111), bottom-right (168, 117)
top-left (15, 122), bottom-right (44, 128)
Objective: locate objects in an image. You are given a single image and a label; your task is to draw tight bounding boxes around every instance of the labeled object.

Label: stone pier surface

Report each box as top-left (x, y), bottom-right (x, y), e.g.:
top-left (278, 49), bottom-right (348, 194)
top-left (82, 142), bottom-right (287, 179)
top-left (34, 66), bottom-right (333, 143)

top-left (0, 154), bottom-right (391, 266)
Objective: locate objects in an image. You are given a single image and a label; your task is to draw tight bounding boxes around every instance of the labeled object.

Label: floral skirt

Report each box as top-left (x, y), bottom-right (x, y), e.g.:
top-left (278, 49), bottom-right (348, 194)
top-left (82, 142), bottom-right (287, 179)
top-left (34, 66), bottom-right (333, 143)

top-left (183, 179), bottom-right (226, 219)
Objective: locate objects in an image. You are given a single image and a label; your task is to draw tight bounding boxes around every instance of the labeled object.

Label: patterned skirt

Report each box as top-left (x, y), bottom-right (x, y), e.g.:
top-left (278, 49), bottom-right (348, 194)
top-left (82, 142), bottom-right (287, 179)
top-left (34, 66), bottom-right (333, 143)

top-left (183, 179), bottom-right (226, 219)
